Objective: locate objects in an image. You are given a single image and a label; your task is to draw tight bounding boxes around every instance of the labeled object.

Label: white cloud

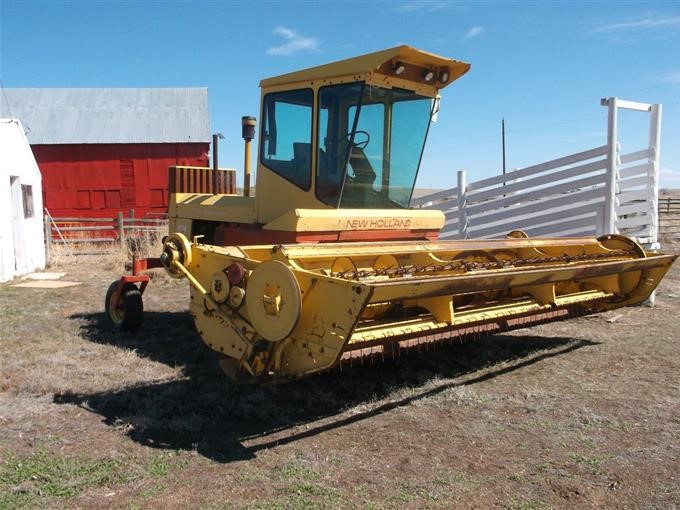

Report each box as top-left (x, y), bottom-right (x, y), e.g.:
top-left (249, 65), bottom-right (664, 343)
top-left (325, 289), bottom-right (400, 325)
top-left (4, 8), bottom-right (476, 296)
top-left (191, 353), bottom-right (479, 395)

top-left (464, 26), bottom-right (484, 39)
top-left (660, 167), bottom-right (680, 186)
top-left (266, 26), bottom-right (320, 56)
top-left (593, 15), bottom-right (680, 33)
top-left (661, 71), bottom-right (680, 84)
top-left (393, 1), bottom-right (448, 13)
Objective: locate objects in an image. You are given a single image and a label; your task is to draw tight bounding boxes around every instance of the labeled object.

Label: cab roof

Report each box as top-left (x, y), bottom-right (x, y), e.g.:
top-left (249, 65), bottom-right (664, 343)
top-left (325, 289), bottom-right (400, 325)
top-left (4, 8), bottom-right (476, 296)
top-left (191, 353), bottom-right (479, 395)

top-left (259, 45), bottom-right (470, 92)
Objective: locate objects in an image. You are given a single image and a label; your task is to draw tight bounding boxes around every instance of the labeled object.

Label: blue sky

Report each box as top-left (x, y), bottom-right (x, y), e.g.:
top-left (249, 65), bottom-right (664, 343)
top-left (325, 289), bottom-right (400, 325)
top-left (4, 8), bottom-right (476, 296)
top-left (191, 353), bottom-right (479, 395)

top-left (1, 0), bottom-right (679, 189)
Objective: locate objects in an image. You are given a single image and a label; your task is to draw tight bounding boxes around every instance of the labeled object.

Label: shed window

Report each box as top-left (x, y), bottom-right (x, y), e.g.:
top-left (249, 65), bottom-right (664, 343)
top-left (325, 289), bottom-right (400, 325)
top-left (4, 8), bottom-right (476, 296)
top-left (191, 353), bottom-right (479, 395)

top-left (21, 185), bottom-right (34, 219)
top-left (261, 88), bottom-right (313, 190)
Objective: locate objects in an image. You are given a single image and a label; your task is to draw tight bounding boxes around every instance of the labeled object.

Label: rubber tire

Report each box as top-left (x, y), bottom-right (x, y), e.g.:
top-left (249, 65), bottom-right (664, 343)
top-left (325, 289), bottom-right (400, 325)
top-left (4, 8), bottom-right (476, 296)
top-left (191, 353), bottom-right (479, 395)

top-left (105, 281), bottom-right (144, 332)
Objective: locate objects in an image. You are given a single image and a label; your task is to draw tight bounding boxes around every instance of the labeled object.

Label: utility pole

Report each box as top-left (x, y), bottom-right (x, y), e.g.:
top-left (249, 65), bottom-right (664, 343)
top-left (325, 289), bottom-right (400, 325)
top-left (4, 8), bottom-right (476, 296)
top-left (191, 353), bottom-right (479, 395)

top-left (501, 117), bottom-right (506, 177)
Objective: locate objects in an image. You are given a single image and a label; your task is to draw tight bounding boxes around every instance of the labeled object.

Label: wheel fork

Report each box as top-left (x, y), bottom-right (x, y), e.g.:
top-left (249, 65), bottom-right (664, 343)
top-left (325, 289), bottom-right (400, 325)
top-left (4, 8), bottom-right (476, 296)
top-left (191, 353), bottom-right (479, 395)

top-left (111, 256), bottom-right (164, 302)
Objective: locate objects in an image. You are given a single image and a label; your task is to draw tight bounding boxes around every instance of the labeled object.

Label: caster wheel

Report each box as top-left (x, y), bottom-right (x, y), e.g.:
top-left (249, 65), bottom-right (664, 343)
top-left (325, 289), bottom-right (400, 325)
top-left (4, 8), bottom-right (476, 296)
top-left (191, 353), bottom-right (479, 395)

top-left (105, 281), bottom-right (143, 331)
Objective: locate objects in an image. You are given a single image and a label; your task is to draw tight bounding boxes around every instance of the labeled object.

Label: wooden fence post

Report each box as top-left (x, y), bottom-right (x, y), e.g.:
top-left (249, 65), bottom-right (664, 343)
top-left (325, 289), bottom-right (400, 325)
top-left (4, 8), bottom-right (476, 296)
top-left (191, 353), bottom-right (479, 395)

top-left (117, 211), bottom-right (125, 250)
top-left (44, 215), bottom-right (52, 264)
top-left (457, 170), bottom-right (468, 239)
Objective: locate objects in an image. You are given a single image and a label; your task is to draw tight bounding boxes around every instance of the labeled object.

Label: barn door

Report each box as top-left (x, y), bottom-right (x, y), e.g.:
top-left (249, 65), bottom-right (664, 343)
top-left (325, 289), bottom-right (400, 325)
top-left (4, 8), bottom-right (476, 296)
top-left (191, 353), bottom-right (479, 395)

top-left (120, 160), bottom-right (136, 208)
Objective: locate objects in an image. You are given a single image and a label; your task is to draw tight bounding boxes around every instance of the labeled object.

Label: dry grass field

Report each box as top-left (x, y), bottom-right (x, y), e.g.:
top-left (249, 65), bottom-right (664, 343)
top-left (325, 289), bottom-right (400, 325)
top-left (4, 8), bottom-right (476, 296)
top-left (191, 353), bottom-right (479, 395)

top-left (1, 243), bottom-right (679, 509)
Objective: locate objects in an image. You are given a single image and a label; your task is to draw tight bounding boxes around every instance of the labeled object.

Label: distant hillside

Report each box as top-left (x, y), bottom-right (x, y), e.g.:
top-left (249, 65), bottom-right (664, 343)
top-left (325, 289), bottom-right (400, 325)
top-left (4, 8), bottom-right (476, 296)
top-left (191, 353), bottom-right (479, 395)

top-left (411, 188), bottom-right (444, 199)
top-left (660, 189), bottom-right (680, 199)
top-left (231, 188), bottom-right (445, 200)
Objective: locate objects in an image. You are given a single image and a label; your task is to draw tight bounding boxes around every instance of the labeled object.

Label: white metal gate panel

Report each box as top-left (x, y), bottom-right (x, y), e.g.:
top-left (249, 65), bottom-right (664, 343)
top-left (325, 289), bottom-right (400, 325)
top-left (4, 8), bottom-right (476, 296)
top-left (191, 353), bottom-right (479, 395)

top-left (413, 98), bottom-right (661, 244)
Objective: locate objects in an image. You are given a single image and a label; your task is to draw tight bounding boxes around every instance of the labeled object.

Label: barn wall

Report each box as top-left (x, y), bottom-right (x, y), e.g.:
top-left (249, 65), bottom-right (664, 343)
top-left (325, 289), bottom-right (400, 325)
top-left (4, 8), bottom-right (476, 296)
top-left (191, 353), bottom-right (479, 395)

top-left (32, 142), bottom-right (209, 217)
top-left (0, 119), bottom-right (45, 281)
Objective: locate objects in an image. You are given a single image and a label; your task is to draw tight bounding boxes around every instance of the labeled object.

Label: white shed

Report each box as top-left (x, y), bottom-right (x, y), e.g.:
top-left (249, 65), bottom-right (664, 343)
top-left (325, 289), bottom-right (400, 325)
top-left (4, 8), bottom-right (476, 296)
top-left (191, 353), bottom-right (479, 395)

top-left (0, 119), bottom-right (45, 282)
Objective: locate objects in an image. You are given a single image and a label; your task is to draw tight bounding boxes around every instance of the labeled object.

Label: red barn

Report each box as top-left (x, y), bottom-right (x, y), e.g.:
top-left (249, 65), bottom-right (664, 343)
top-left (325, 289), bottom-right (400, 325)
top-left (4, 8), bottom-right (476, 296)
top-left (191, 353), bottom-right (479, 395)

top-left (2, 88), bottom-right (210, 218)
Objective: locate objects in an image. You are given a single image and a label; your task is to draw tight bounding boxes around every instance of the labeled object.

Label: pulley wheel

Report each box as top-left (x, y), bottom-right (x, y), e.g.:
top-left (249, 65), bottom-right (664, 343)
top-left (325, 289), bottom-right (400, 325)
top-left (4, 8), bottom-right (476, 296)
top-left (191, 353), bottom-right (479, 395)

top-left (162, 232), bottom-right (192, 278)
top-left (210, 271), bottom-right (230, 303)
top-left (246, 261), bottom-right (301, 342)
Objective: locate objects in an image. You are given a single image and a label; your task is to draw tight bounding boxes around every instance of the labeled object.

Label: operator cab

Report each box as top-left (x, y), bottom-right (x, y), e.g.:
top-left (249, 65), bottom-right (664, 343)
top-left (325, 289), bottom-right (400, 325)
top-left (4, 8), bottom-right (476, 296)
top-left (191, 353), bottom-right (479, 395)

top-left (261, 83), bottom-right (434, 210)
top-left (254, 45), bottom-right (470, 225)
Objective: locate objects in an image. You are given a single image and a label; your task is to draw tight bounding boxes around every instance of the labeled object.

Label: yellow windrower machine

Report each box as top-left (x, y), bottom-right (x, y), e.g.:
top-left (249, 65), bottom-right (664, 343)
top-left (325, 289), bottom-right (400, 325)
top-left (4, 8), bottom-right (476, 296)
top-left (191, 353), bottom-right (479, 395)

top-left (106, 46), bottom-right (677, 382)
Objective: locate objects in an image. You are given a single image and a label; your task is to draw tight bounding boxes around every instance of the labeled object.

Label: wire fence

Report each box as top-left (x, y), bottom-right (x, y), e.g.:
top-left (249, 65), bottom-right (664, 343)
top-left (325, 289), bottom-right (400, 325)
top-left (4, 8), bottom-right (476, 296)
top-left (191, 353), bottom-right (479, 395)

top-left (44, 210), bottom-right (167, 259)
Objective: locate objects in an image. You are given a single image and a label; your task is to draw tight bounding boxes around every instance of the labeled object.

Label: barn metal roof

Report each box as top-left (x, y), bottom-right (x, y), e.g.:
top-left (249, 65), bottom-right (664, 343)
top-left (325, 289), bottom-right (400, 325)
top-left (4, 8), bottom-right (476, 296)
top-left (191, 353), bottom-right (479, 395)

top-left (0, 88), bottom-right (211, 145)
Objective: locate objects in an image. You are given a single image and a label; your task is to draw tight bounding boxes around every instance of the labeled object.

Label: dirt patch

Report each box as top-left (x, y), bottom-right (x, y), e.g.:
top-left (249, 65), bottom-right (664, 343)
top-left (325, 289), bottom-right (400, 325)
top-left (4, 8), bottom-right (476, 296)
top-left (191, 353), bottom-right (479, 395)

top-left (21, 272), bottom-right (67, 280)
top-left (1, 245), bottom-right (679, 509)
top-left (11, 280), bottom-right (81, 288)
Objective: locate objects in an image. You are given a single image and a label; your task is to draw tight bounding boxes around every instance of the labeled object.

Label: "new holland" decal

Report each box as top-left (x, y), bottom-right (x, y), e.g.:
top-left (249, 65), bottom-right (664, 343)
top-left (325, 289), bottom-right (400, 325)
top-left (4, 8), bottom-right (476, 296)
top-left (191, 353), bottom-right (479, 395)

top-left (344, 218), bottom-right (412, 229)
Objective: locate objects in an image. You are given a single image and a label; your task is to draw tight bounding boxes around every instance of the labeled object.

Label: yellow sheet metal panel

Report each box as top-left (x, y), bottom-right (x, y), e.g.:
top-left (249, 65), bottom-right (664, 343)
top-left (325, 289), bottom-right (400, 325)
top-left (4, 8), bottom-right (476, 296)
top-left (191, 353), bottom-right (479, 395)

top-left (169, 217), bottom-right (192, 238)
top-left (259, 45), bottom-right (470, 94)
top-left (263, 208), bottom-right (445, 232)
top-left (349, 291), bottom-right (614, 344)
top-left (255, 237), bottom-right (620, 262)
top-left (255, 165), bottom-right (333, 224)
top-left (173, 193), bottom-right (257, 224)
top-left (280, 271), bottom-right (373, 377)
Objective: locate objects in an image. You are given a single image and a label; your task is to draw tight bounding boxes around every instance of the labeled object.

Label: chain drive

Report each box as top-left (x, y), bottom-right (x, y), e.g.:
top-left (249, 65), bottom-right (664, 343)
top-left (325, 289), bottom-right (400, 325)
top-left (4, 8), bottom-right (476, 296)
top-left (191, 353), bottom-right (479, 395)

top-left (329, 249), bottom-right (636, 280)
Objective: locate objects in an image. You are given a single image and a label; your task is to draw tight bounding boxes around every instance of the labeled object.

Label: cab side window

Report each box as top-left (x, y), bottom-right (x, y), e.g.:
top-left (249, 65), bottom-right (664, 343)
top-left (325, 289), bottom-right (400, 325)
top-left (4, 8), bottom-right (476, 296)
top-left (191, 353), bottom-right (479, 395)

top-left (261, 89), bottom-right (313, 190)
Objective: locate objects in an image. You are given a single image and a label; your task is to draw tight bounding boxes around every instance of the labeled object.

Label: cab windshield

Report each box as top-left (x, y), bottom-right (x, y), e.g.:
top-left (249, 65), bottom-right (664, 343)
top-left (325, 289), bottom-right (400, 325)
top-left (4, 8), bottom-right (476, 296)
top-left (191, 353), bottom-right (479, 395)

top-left (316, 83), bottom-right (433, 208)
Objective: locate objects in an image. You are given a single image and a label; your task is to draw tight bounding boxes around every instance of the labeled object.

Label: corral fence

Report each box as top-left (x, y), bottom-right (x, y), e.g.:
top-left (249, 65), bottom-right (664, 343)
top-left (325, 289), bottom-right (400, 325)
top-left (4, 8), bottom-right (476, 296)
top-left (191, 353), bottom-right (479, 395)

top-left (44, 210), bottom-right (167, 258)
top-left (659, 197), bottom-right (680, 240)
top-left (660, 197), bottom-right (680, 214)
top-left (412, 98), bottom-right (662, 246)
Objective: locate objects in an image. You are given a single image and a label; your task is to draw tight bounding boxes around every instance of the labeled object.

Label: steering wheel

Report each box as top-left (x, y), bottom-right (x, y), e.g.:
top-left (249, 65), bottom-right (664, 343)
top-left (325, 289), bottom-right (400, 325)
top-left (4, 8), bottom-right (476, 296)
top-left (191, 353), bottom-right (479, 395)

top-left (337, 130), bottom-right (370, 150)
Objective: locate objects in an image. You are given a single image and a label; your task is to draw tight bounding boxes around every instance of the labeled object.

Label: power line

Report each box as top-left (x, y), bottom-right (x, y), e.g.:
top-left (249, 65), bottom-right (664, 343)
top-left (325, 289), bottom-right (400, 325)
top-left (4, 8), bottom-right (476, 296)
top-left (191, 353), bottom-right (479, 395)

top-left (0, 78), bottom-right (14, 119)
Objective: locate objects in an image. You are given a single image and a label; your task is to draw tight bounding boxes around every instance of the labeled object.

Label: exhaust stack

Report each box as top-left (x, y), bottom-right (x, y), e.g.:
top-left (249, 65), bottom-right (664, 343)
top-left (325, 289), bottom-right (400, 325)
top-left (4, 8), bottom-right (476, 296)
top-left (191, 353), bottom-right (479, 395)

top-left (211, 132), bottom-right (224, 195)
top-left (241, 116), bottom-right (256, 197)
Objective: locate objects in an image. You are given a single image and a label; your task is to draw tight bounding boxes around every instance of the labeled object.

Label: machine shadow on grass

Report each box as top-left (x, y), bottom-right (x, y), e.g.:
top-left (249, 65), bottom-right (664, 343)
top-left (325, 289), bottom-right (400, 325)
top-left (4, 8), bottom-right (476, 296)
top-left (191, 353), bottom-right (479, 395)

top-left (57, 311), bottom-right (598, 463)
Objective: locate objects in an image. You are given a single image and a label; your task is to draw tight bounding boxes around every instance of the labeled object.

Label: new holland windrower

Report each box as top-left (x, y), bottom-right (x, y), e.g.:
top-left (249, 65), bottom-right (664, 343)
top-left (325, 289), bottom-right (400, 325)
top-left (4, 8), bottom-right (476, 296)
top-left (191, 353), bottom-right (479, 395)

top-left (105, 46), bottom-right (677, 382)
